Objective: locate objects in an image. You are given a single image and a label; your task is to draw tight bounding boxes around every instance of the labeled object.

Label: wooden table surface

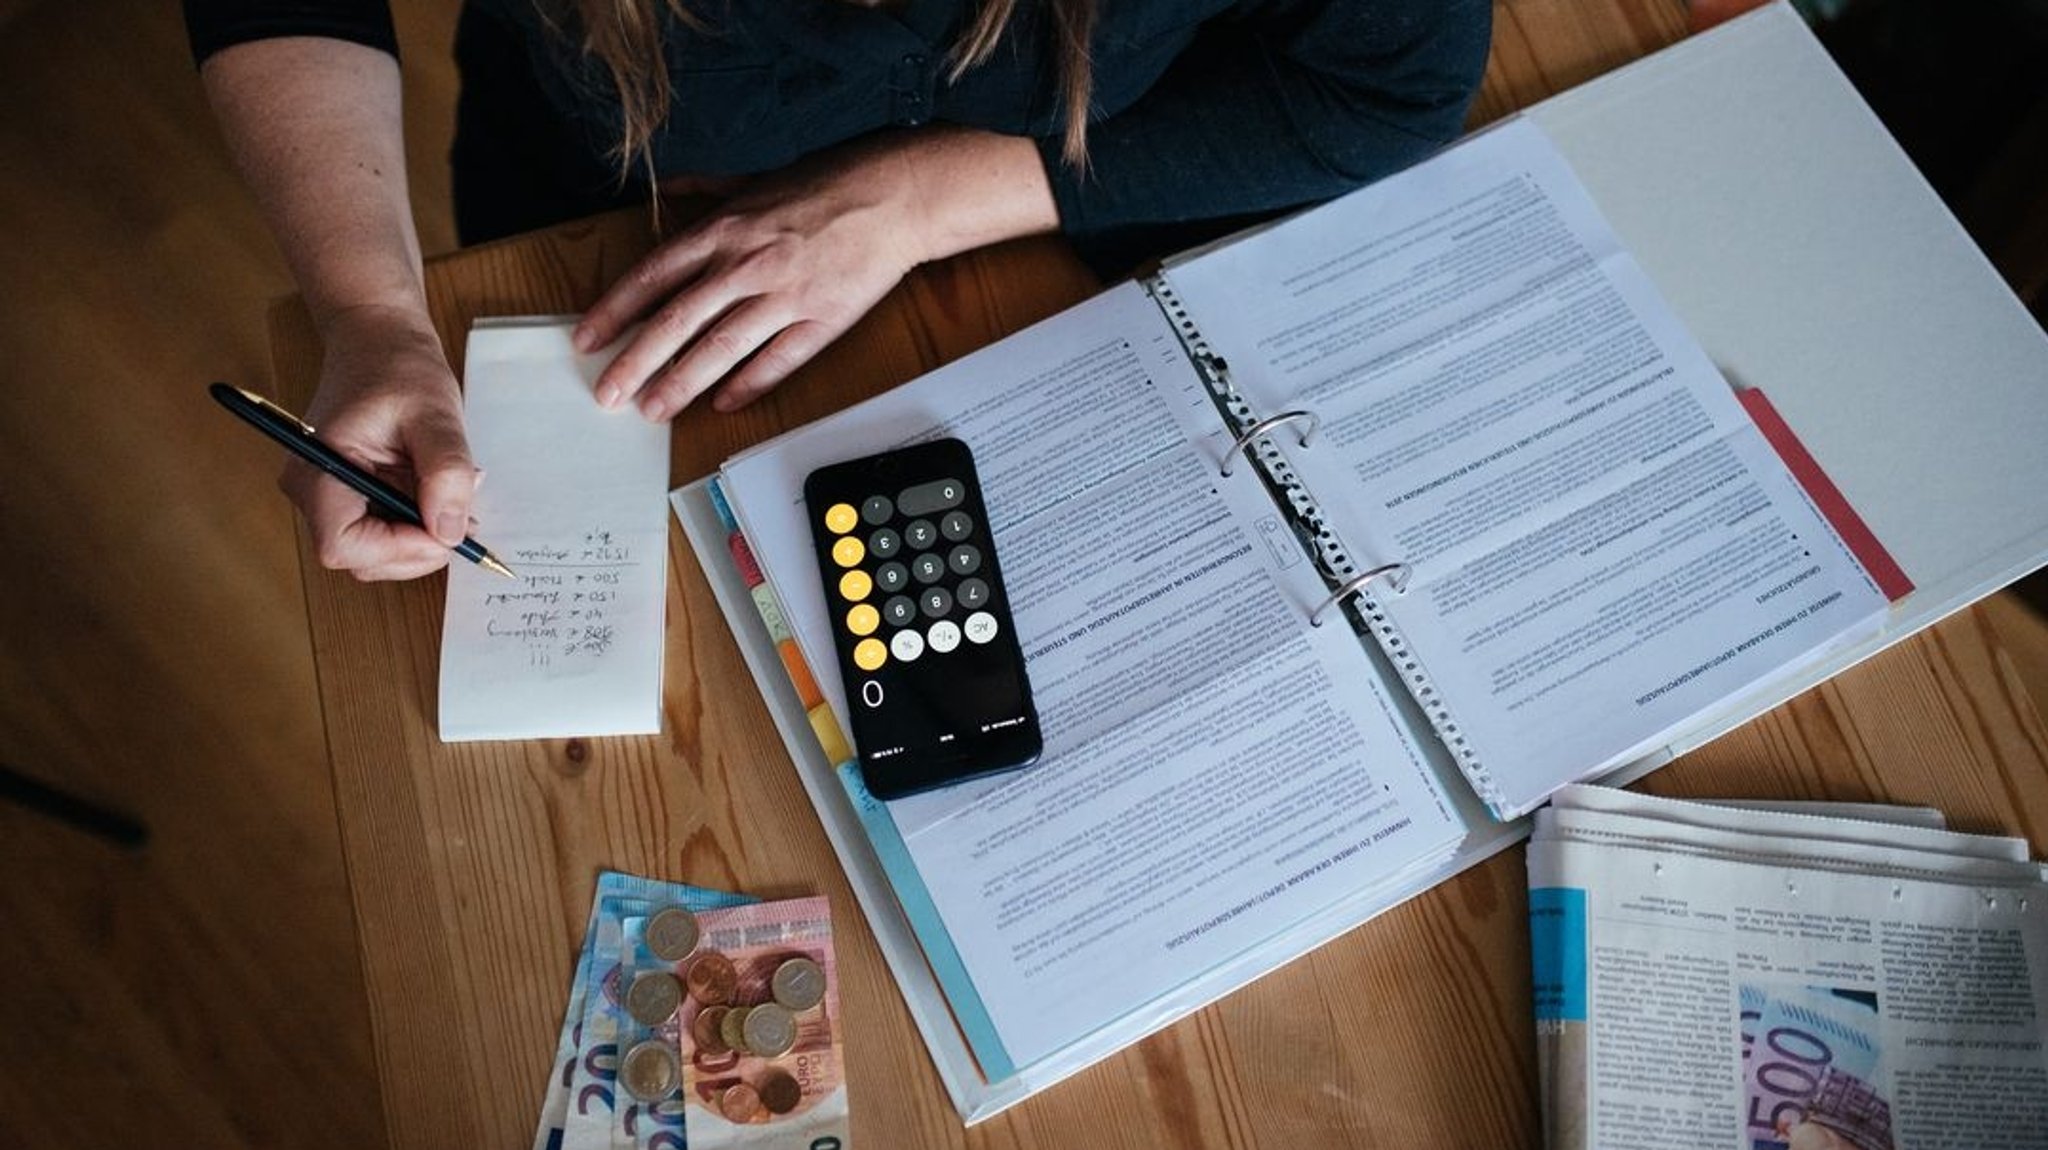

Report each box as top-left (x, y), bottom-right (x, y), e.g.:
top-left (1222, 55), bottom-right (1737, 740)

top-left (268, 4), bottom-right (2048, 1146)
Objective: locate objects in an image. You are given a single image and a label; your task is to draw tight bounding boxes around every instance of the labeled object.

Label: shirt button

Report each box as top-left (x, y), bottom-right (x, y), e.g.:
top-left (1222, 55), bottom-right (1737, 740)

top-left (904, 53), bottom-right (926, 68)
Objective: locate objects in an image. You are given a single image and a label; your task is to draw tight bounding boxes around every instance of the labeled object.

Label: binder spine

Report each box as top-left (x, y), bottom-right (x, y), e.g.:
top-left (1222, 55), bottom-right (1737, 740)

top-left (1142, 274), bottom-right (1503, 816)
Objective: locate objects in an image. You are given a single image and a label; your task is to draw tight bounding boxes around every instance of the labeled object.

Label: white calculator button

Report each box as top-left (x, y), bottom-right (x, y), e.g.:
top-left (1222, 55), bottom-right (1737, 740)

top-left (890, 629), bottom-right (925, 662)
top-left (964, 611), bottom-right (999, 644)
top-left (928, 620), bottom-right (962, 653)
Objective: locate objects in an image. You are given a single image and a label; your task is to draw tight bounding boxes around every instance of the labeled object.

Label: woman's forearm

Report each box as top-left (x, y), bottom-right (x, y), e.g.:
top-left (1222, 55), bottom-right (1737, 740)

top-left (199, 35), bottom-right (435, 340)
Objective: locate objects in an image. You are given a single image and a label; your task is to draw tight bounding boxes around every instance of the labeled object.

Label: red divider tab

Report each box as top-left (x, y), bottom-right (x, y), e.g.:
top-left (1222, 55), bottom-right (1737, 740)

top-left (1739, 389), bottom-right (1913, 602)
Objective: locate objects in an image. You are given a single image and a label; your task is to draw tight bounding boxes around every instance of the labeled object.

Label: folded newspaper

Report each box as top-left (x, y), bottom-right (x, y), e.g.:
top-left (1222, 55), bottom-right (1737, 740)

top-left (1527, 785), bottom-right (2048, 1150)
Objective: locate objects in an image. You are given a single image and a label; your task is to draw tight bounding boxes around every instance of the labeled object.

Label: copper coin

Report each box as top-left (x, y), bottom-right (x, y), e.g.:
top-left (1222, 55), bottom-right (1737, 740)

top-left (620, 1039), bottom-right (680, 1101)
top-left (720, 1004), bottom-right (753, 1053)
top-left (770, 957), bottom-right (827, 1012)
top-left (625, 971), bottom-right (682, 1027)
top-left (719, 1083), bottom-right (763, 1123)
top-left (684, 951), bottom-right (737, 1005)
top-left (691, 1005), bottom-right (731, 1055)
top-left (758, 1069), bottom-right (802, 1115)
top-left (644, 906), bottom-right (701, 963)
top-left (741, 1002), bottom-right (798, 1058)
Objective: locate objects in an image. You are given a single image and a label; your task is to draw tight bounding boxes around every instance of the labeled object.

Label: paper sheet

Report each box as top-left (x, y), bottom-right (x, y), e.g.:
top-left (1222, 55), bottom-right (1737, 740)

top-left (718, 284), bottom-right (1461, 1068)
top-left (438, 319), bottom-right (671, 741)
top-left (1163, 119), bottom-right (1888, 816)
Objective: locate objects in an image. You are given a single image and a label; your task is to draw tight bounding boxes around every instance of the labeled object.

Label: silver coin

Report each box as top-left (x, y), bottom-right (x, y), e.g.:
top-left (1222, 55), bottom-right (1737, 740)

top-left (644, 906), bottom-right (701, 963)
top-left (620, 1039), bottom-right (680, 1101)
top-left (771, 957), bottom-right (827, 1012)
top-left (624, 970), bottom-right (682, 1027)
top-left (742, 1002), bottom-right (798, 1058)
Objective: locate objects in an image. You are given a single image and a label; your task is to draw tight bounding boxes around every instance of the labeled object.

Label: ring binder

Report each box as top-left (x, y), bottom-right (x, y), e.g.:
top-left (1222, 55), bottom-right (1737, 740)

top-left (1308, 563), bottom-right (1410, 628)
top-left (1220, 410), bottom-right (1318, 478)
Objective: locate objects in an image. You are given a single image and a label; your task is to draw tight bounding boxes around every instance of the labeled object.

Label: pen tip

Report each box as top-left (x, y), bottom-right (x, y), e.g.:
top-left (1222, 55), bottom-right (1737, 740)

top-left (481, 554), bottom-right (519, 580)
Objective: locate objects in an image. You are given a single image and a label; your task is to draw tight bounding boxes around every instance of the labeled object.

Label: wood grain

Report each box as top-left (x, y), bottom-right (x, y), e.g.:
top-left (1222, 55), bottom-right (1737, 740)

top-left (259, 4), bottom-right (2048, 1150)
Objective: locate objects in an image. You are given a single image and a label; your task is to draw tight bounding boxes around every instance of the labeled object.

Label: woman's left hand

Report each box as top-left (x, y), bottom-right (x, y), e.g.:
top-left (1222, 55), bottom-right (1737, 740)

top-left (574, 128), bottom-right (1059, 419)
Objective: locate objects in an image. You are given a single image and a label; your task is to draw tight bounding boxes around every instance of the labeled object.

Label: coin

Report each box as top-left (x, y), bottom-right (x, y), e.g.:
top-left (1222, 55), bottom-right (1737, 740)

top-left (719, 1082), bottom-right (763, 1123)
top-left (691, 1005), bottom-right (730, 1055)
top-left (684, 951), bottom-right (737, 1005)
top-left (720, 1004), bottom-right (752, 1053)
top-left (620, 1039), bottom-right (680, 1101)
top-left (625, 971), bottom-right (682, 1026)
top-left (758, 1068), bottom-right (802, 1115)
top-left (741, 1002), bottom-right (798, 1058)
top-left (770, 956), bottom-right (827, 1012)
top-left (644, 906), bottom-right (701, 962)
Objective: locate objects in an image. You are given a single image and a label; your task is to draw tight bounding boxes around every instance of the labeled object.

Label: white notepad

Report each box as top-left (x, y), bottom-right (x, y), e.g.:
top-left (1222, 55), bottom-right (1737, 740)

top-left (438, 318), bottom-right (670, 742)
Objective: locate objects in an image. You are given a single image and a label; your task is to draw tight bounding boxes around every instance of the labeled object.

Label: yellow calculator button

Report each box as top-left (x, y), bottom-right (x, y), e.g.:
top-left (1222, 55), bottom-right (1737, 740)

top-left (853, 638), bottom-right (887, 671)
top-left (824, 503), bottom-right (858, 534)
top-left (838, 569), bottom-right (872, 602)
top-left (831, 536), bottom-right (865, 567)
top-left (846, 603), bottom-right (880, 636)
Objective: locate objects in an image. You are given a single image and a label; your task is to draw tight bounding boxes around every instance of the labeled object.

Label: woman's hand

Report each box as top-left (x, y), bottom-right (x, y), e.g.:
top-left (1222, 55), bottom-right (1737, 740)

top-left (576, 128), bottom-right (1060, 419)
top-left (284, 305), bottom-right (480, 582)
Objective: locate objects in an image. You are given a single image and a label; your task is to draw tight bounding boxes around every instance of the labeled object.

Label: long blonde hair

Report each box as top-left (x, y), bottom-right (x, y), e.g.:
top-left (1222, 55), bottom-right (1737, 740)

top-left (573, 0), bottom-right (1097, 176)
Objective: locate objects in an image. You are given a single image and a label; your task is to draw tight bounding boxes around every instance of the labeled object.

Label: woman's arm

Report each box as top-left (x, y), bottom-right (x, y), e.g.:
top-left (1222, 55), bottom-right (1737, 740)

top-left (200, 35), bottom-right (478, 581)
top-left (576, 126), bottom-right (1060, 420)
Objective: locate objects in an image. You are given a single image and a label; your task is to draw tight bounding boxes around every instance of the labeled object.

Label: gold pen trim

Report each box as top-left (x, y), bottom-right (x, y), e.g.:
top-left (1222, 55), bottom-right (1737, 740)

top-left (233, 385), bottom-right (318, 435)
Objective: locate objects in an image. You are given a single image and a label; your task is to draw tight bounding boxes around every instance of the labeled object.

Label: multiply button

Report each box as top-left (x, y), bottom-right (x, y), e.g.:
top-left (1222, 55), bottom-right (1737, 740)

top-left (964, 611), bottom-right (999, 644)
top-left (928, 620), bottom-right (961, 653)
top-left (897, 478), bottom-right (965, 516)
top-left (846, 603), bottom-right (879, 636)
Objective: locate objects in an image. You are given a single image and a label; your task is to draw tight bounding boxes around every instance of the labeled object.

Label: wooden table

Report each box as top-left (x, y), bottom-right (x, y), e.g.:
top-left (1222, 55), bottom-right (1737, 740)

top-left (269, 4), bottom-right (2048, 1146)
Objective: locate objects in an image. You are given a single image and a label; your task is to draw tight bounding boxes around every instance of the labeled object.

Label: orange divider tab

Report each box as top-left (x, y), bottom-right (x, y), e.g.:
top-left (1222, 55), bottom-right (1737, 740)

top-left (778, 638), bottom-right (824, 710)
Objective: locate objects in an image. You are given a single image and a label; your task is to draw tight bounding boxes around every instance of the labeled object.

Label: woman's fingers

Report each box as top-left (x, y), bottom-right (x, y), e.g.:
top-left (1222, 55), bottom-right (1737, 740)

top-left (637, 297), bottom-right (791, 420)
top-left (712, 321), bottom-right (841, 412)
top-left (291, 464), bottom-right (453, 581)
top-left (574, 227), bottom-right (717, 356)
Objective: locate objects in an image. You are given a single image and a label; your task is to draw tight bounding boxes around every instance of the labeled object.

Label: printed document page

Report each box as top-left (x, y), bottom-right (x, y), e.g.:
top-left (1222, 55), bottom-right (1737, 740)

top-left (439, 320), bottom-right (671, 741)
top-left (718, 283), bottom-right (1461, 1068)
top-left (1162, 118), bottom-right (1887, 816)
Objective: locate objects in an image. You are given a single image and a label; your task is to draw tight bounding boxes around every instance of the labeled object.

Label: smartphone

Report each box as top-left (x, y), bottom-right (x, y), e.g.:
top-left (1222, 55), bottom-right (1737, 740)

top-left (803, 438), bottom-right (1041, 799)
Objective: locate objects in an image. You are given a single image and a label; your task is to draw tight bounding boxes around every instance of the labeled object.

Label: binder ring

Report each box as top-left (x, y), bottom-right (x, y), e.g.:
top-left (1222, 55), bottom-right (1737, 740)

top-left (1220, 410), bottom-right (1318, 478)
top-left (1308, 563), bottom-right (1411, 628)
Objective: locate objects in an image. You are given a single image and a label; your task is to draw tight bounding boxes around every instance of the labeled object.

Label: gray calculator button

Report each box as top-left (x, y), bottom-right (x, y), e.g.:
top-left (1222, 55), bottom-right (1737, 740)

top-left (890, 629), bottom-right (924, 662)
top-left (940, 511), bottom-right (974, 541)
top-left (904, 519), bottom-right (937, 550)
top-left (912, 553), bottom-right (945, 584)
top-left (920, 586), bottom-right (953, 618)
top-left (897, 479), bottom-right (966, 517)
top-left (875, 561), bottom-right (909, 592)
top-left (957, 578), bottom-right (990, 609)
top-left (927, 619), bottom-right (962, 653)
top-left (883, 596), bottom-right (917, 627)
top-left (947, 544), bottom-right (981, 576)
top-left (964, 611), bottom-right (999, 644)
top-left (869, 528), bottom-right (901, 559)
top-left (861, 495), bottom-right (894, 524)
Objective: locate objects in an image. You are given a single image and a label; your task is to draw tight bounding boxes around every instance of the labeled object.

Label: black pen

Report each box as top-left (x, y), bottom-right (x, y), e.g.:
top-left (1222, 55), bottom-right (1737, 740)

top-left (209, 382), bottom-right (518, 580)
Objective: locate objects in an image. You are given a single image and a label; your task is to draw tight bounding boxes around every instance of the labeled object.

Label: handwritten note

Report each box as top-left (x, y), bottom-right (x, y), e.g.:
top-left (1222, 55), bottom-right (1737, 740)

top-left (438, 319), bottom-right (670, 742)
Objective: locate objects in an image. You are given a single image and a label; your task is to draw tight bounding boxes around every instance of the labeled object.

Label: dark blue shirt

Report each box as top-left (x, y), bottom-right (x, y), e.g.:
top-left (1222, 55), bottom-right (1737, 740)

top-left (187, 0), bottom-right (1490, 270)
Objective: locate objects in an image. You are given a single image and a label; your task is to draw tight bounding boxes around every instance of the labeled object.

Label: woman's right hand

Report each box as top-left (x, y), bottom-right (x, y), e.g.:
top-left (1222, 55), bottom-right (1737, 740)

top-left (283, 305), bottom-right (481, 582)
